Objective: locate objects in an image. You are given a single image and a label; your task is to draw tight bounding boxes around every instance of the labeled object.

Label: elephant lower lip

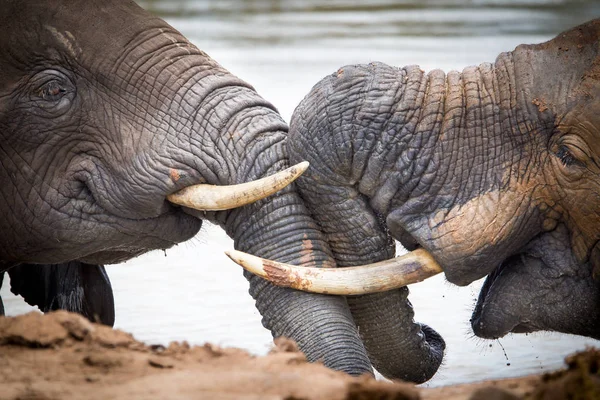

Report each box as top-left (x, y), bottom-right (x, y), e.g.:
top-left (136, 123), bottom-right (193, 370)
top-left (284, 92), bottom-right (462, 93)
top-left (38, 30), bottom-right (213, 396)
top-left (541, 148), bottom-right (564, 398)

top-left (179, 206), bottom-right (211, 219)
top-left (470, 260), bottom-right (512, 338)
top-left (79, 209), bottom-right (201, 265)
top-left (79, 250), bottom-right (147, 264)
top-left (471, 257), bottom-right (540, 338)
top-left (511, 323), bottom-right (537, 334)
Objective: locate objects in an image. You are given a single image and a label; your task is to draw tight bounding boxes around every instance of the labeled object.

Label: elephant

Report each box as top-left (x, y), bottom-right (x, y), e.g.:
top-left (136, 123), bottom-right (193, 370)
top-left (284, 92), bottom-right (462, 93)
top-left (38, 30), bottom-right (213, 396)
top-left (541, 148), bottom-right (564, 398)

top-left (0, 0), bottom-right (447, 384)
top-left (232, 18), bottom-right (600, 379)
top-left (3, 262), bottom-right (115, 326)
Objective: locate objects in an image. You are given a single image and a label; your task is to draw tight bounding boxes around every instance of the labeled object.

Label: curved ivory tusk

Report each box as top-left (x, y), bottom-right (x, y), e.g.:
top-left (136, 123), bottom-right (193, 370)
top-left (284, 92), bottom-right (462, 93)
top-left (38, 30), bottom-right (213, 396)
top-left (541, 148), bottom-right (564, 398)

top-left (225, 248), bottom-right (443, 295)
top-left (167, 161), bottom-right (309, 211)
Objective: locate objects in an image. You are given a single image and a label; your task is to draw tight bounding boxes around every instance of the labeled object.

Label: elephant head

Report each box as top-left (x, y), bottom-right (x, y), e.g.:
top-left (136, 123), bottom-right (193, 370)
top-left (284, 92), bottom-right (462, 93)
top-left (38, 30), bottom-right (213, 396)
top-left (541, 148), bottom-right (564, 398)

top-left (232, 18), bottom-right (600, 379)
top-left (0, 0), bottom-right (410, 380)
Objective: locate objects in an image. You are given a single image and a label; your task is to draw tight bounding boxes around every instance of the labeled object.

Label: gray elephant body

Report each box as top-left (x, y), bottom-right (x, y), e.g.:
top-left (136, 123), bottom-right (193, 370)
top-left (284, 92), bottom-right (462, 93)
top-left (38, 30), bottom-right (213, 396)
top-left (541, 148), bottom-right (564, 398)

top-left (0, 0), bottom-right (434, 382)
top-left (288, 19), bottom-right (600, 371)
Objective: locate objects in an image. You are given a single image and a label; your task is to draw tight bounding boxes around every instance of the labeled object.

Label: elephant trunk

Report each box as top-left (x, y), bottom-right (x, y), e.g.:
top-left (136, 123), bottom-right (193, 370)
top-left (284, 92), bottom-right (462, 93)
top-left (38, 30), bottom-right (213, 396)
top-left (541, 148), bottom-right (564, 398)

top-left (273, 159), bottom-right (445, 382)
top-left (347, 291), bottom-right (445, 382)
top-left (215, 120), bottom-right (373, 375)
top-left (147, 42), bottom-right (373, 375)
top-left (219, 128), bottom-right (373, 375)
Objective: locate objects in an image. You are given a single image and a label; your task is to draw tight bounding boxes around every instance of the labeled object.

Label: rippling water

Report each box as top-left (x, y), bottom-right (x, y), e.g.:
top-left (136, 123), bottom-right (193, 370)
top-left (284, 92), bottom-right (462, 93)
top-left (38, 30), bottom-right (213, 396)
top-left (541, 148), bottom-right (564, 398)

top-left (2, 0), bottom-right (600, 387)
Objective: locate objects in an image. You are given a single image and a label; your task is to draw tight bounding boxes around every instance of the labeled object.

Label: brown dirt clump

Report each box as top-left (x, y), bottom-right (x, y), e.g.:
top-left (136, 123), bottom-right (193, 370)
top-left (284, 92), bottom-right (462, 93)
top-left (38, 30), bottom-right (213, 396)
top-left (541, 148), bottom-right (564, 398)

top-left (422, 348), bottom-right (600, 400)
top-left (421, 375), bottom-right (539, 400)
top-left (529, 348), bottom-right (600, 400)
top-left (0, 311), bottom-right (418, 400)
top-left (1, 311), bottom-right (599, 400)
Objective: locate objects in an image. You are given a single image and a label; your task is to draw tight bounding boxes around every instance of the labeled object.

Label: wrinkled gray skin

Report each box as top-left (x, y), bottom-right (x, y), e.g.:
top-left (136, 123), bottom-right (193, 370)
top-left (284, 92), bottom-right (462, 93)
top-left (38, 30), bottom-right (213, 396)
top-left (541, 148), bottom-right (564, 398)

top-left (0, 0), bottom-right (438, 381)
top-left (289, 19), bottom-right (600, 375)
top-left (472, 224), bottom-right (600, 339)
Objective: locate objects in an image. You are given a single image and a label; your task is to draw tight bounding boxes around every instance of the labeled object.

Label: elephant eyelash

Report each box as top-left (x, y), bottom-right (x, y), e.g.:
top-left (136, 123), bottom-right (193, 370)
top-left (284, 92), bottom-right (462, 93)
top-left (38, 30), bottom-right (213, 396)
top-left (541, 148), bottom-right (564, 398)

top-left (556, 145), bottom-right (578, 167)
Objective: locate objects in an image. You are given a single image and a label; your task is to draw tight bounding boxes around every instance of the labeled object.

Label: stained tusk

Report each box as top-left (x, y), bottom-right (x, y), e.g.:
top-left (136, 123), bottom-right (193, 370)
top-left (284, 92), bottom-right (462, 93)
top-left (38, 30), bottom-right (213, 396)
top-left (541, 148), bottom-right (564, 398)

top-left (167, 161), bottom-right (309, 211)
top-left (225, 248), bottom-right (443, 295)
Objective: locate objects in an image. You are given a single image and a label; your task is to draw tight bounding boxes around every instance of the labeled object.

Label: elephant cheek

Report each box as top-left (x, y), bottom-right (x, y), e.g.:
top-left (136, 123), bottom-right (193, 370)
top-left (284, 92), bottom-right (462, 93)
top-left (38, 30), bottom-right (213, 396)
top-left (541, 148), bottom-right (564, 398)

top-left (402, 189), bottom-right (543, 286)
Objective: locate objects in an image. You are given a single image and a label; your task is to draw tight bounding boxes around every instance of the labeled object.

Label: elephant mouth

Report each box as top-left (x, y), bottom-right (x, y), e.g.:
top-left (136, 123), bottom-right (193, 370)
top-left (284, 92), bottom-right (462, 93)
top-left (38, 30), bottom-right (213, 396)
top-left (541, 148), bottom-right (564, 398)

top-left (78, 249), bottom-right (152, 265)
top-left (469, 256), bottom-right (539, 339)
top-left (470, 229), bottom-right (600, 340)
top-left (59, 162), bottom-right (308, 266)
top-left (167, 162), bottom-right (308, 212)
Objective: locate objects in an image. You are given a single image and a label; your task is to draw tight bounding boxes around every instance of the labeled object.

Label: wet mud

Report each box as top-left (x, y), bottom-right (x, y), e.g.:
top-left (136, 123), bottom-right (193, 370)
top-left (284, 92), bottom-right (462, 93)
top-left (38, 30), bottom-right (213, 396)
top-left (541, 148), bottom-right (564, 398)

top-left (0, 311), bottom-right (597, 400)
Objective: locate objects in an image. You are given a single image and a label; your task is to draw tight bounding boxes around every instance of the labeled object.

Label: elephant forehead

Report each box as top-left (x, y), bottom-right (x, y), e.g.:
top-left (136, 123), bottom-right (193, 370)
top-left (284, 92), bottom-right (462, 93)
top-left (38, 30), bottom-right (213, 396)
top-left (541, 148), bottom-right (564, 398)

top-left (0, 0), bottom-right (168, 71)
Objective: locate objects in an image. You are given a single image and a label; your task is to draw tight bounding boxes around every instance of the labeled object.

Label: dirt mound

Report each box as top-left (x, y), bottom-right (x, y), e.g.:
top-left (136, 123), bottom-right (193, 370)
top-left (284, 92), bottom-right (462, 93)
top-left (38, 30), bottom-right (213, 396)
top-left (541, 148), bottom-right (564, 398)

top-left (0, 311), bottom-right (418, 400)
top-left (1, 312), bottom-right (598, 400)
top-left (421, 348), bottom-right (600, 400)
top-left (530, 348), bottom-right (600, 400)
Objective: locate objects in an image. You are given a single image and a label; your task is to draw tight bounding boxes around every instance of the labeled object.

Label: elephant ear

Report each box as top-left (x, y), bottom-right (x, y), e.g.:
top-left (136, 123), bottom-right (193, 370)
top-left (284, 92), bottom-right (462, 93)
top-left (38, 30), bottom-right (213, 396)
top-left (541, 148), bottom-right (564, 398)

top-left (7, 261), bottom-right (115, 326)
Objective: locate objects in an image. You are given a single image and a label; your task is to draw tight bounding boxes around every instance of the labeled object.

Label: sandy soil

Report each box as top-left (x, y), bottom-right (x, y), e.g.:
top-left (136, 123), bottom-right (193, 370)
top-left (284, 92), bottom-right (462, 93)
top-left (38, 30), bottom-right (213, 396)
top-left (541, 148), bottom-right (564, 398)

top-left (0, 312), bottom-right (598, 400)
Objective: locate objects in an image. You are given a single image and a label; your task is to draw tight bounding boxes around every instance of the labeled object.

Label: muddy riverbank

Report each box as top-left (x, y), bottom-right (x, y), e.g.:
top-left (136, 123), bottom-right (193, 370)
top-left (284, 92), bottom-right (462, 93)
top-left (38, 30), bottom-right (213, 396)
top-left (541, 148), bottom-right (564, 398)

top-left (0, 312), bottom-right (597, 400)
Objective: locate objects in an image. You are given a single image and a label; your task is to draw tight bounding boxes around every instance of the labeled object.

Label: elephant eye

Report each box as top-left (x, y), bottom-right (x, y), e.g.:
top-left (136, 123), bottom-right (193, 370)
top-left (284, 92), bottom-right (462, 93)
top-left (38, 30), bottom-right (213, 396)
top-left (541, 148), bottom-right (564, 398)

top-left (38, 80), bottom-right (67, 102)
top-left (556, 145), bottom-right (579, 167)
top-left (26, 70), bottom-right (75, 116)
